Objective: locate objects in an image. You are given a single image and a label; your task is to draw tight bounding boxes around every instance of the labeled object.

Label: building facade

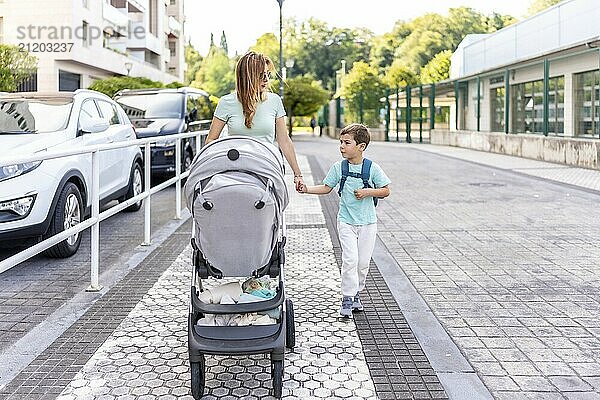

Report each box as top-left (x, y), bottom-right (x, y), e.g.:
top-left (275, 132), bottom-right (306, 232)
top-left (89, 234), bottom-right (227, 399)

top-left (0, 0), bottom-right (185, 92)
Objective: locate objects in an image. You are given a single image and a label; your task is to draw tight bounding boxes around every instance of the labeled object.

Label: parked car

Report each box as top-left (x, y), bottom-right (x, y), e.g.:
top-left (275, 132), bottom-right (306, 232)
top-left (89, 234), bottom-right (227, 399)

top-left (0, 90), bottom-right (143, 258)
top-left (114, 87), bottom-right (213, 176)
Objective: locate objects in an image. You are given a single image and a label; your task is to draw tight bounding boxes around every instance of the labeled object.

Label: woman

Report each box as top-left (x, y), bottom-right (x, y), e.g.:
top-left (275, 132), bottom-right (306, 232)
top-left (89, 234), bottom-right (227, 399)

top-left (206, 51), bottom-right (304, 192)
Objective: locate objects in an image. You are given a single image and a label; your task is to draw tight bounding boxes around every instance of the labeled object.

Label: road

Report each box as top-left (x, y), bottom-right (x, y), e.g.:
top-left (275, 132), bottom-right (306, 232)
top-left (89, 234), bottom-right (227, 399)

top-left (0, 183), bottom-right (188, 352)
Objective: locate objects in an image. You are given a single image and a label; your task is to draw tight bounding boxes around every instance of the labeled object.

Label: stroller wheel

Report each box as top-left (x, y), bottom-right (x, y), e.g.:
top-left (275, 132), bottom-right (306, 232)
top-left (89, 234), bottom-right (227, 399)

top-left (285, 299), bottom-right (295, 349)
top-left (190, 356), bottom-right (205, 400)
top-left (271, 359), bottom-right (284, 398)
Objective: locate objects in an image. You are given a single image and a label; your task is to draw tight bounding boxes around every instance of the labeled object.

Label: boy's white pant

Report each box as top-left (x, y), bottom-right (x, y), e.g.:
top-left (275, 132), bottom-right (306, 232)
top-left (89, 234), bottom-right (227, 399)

top-left (337, 220), bottom-right (377, 297)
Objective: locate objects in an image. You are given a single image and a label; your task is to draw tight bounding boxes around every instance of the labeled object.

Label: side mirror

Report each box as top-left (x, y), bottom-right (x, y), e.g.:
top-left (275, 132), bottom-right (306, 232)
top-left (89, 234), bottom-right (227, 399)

top-left (80, 117), bottom-right (109, 134)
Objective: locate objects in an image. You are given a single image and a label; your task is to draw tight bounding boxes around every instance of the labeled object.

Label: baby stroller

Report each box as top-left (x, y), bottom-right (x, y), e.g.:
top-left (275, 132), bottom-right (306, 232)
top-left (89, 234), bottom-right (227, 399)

top-left (184, 136), bottom-right (295, 399)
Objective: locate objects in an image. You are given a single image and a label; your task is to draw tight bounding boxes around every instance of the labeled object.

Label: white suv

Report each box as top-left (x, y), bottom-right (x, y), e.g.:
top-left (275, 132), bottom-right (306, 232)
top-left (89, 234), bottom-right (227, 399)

top-left (0, 90), bottom-right (143, 258)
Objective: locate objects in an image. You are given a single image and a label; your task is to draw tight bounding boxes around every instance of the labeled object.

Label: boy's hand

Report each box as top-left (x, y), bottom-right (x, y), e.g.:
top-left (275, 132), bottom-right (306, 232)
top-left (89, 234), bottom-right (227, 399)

top-left (354, 189), bottom-right (368, 200)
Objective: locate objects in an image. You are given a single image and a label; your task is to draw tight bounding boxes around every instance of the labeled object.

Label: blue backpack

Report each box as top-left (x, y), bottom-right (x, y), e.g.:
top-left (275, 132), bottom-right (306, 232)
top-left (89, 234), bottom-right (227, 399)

top-left (338, 158), bottom-right (378, 206)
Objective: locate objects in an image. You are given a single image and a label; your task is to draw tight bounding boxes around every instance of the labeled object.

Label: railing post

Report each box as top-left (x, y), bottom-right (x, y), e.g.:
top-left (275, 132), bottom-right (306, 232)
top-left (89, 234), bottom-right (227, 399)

top-left (405, 85), bottom-right (412, 143)
top-left (395, 87), bottom-right (400, 142)
top-left (429, 83), bottom-right (436, 132)
top-left (543, 58), bottom-right (550, 136)
top-left (142, 142), bottom-right (151, 245)
top-left (454, 81), bottom-right (460, 130)
top-left (476, 76), bottom-right (481, 132)
top-left (87, 150), bottom-right (102, 292)
top-left (505, 69), bottom-right (510, 134)
top-left (419, 85), bottom-right (423, 142)
top-left (175, 138), bottom-right (182, 220)
top-left (384, 88), bottom-right (390, 142)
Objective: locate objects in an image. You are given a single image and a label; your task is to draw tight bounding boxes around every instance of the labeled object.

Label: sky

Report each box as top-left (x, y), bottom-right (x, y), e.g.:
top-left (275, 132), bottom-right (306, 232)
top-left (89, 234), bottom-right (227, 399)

top-left (184, 0), bottom-right (532, 57)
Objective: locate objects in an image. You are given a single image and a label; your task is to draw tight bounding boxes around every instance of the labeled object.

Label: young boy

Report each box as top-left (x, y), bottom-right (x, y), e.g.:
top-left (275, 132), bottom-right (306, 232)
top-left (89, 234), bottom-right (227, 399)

top-left (300, 123), bottom-right (390, 317)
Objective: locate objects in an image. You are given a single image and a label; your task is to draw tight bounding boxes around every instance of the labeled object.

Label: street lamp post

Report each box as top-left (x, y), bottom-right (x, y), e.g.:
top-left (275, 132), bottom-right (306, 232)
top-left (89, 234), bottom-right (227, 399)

top-left (276, 0), bottom-right (284, 99)
top-left (124, 62), bottom-right (133, 76)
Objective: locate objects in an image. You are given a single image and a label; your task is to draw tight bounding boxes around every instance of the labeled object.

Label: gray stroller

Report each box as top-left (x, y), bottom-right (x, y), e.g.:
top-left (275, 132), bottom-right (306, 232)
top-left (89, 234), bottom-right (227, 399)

top-left (184, 136), bottom-right (295, 399)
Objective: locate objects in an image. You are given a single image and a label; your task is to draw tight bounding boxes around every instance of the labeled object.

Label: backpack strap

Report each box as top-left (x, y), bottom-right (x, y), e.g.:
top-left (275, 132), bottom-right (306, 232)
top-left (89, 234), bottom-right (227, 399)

top-left (361, 158), bottom-right (372, 189)
top-left (338, 159), bottom-right (350, 197)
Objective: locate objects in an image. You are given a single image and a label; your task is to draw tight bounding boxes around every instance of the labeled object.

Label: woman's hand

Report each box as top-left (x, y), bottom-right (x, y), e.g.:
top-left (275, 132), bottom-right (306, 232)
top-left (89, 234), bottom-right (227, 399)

top-left (294, 175), bottom-right (305, 193)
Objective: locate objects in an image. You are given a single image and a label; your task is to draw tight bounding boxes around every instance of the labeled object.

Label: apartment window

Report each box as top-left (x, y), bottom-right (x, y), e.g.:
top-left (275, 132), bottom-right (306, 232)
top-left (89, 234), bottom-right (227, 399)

top-left (59, 70), bottom-right (81, 92)
top-left (82, 21), bottom-right (89, 47)
top-left (511, 77), bottom-right (564, 135)
top-left (574, 70), bottom-right (600, 137)
top-left (82, 0), bottom-right (88, 8)
top-left (169, 41), bottom-right (176, 58)
top-left (490, 87), bottom-right (505, 132)
top-left (170, 0), bottom-right (176, 5)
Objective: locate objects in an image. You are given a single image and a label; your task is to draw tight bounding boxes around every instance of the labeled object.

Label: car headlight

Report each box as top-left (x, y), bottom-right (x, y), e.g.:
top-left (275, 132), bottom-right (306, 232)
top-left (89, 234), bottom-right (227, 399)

top-left (154, 138), bottom-right (177, 148)
top-left (0, 194), bottom-right (36, 218)
top-left (0, 161), bottom-right (42, 182)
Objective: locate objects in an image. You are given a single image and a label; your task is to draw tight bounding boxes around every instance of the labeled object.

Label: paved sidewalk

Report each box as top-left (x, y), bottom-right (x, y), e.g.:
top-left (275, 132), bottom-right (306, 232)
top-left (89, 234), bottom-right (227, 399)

top-left (1, 135), bottom-right (599, 399)
top-left (296, 135), bottom-right (600, 400)
top-left (0, 154), bottom-right (450, 399)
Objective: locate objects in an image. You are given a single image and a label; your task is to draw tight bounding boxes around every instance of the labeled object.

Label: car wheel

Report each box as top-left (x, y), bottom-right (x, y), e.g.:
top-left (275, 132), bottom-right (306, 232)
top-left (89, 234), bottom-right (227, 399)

top-left (43, 182), bottom-right (83, 258)
top-left (124, 163), bottom-right (143, 212)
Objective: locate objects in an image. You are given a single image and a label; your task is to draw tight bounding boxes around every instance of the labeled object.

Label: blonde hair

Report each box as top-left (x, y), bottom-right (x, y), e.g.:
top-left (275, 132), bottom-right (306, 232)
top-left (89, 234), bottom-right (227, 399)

top-left (235, 51), bottom-right (275, 128)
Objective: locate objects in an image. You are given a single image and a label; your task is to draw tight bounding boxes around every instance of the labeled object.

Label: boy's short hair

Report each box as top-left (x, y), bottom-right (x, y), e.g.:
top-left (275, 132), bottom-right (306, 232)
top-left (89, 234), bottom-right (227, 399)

top-left (340, 123), bottom-right (370, 148)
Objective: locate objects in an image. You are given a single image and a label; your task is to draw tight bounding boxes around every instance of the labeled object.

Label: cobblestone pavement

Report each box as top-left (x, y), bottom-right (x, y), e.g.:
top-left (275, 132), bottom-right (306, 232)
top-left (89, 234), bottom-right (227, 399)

top-left (295, 136), bottom-right (600, 400)
top-left (55, 159), bottom-right (384, 399)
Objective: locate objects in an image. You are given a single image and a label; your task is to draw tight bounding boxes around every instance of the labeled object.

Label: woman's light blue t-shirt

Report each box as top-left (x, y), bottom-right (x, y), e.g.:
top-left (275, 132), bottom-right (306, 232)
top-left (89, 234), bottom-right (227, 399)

top-left (323, 159), bottom-right (391, 225)
top-left (214, 92), bottom-right (286, 144)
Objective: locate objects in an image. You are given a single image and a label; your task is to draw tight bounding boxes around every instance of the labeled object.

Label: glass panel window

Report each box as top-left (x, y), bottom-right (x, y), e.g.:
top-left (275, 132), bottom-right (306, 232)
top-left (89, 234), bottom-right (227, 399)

top-left (490, 87), bottom-right (505, 132)
top-left (511, 76), bottom-right (564, 135)
top-left (574, 70), bottom-right (600, 137)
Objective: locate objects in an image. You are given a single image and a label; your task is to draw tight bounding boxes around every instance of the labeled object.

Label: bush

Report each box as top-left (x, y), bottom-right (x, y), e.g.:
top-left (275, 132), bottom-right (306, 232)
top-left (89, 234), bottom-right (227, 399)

top-left (88, 76), bottom-right (165, 97)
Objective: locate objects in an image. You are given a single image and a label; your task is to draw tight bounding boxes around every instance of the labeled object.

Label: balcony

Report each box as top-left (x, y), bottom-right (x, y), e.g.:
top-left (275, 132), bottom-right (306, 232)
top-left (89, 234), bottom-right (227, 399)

top-left (103, 1), bottom-right (129, 29)
top-left (168, 16), bottom-right (182, 38)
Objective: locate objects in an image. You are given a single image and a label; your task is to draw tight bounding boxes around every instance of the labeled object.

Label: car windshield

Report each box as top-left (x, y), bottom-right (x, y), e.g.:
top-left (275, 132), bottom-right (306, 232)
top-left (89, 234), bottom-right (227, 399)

top-left (116, 93), bottom-right (184, 119)
top-left (0, 98), bottom-right (73, 133)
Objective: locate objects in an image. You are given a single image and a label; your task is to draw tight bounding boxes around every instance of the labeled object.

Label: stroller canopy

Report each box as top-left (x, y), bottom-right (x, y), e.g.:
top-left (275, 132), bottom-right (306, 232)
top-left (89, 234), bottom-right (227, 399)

top-left (185, 136), bottom-right (289, 211)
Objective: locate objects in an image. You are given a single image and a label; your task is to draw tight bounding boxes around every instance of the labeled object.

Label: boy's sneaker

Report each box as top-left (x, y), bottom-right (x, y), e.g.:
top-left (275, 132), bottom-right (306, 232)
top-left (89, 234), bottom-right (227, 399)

top-left (339, 296), bottom-right (353, 318)
top-left (352, 294), bottom-right (364, 312)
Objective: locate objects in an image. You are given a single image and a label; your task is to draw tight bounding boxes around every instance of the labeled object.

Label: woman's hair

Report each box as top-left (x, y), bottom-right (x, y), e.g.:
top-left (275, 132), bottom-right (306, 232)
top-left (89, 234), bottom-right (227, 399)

top-left (235, 51), bottom-right (275, 128)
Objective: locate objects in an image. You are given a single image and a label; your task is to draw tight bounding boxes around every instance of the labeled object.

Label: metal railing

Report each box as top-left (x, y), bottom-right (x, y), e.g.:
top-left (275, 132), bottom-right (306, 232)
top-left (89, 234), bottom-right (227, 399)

top-left (0, 130), bottom-right (207, 290)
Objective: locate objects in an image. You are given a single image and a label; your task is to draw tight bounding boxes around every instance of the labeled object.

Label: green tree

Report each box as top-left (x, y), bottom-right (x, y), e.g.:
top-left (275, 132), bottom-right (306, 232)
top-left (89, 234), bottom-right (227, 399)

top-left (191, 48), bottom-right (234, 97)
top-left (88, 76), bottom-right (164, 97)
top-left (394, 7), bottom-right (515, 73)
top-left (285, 18), bottom-right (372, 91)
top-left (341, 61), bottom-right (386, 127)
top-left (0, 45), bottom-right (37, 92)
top-left (249, 33), bottom-right (280, 70)
top-left (282, 75), bottom-right (329, 135)
top-left (220, 31), bottom-right (229, 54)
top-left (528, 0), bottom-right (563, 16)
top-left (383, 60), bottom-right (418, 88)
top-left (420, 50), bottom-right (452, 84)
top-left (369, 21), bottom-right (412, 72)
top-left (184, 41), bottom-right (203, 85)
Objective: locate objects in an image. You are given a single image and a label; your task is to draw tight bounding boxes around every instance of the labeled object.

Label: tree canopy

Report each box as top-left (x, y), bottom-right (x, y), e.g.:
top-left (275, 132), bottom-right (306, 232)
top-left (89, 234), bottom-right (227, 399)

top-left (527, 0), bottom-right (563, 16)
top-left (0, 45), bottom-right (37, 92)
top-left (282, 75), bottom-right (329, 134)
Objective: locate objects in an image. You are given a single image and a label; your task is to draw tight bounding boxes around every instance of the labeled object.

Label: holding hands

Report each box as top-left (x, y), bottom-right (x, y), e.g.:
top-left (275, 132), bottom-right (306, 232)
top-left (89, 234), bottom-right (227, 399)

top-left (293, 175), bottom-right (305, 193)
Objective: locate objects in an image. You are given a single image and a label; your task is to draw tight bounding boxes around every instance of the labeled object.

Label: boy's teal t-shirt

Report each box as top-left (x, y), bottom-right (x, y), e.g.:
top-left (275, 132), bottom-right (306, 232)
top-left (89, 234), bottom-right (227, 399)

top-left (214, 92), bottom-right (286, 144)
top-left (323, 159), bottom-right (391, 225)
